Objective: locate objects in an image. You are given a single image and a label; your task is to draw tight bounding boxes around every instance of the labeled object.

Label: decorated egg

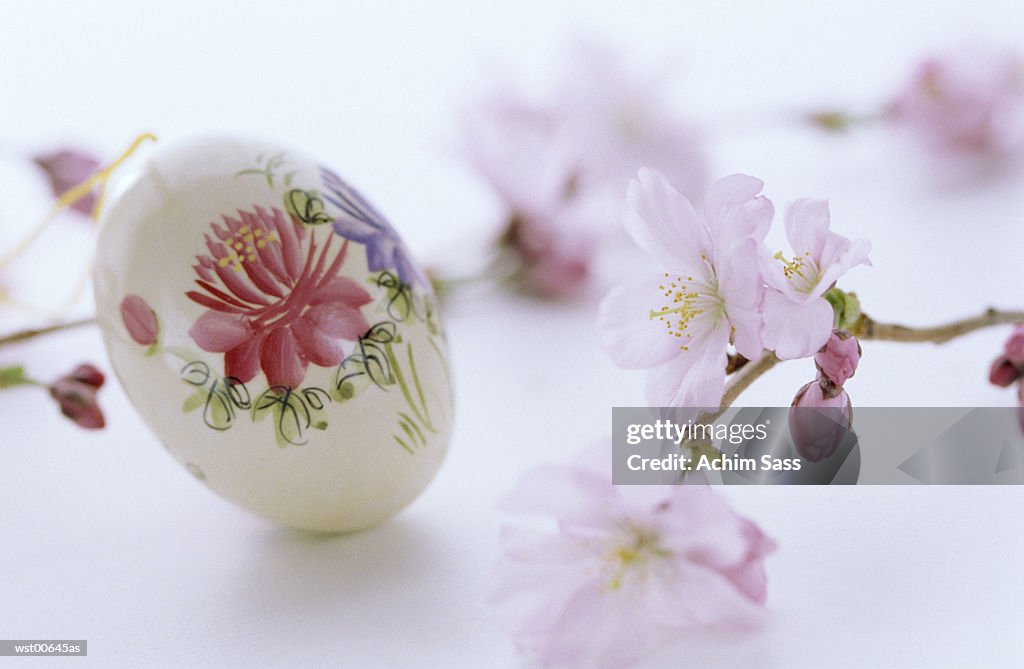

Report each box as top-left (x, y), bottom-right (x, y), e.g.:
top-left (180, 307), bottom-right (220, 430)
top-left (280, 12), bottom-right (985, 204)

top-left (93, 136), bottom-right (453, 533)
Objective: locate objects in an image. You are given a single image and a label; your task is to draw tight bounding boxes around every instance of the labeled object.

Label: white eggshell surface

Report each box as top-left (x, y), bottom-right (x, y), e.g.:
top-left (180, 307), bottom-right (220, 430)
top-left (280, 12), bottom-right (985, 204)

top-left (93, 136), bottom-right (453, 533)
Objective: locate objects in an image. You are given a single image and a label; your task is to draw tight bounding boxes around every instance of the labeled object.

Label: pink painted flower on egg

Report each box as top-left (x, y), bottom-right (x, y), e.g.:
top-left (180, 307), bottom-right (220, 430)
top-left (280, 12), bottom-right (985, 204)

top-left (120, 294), bottom-right (159, 346)
top-left (186, 206), bottom-right (372, 389)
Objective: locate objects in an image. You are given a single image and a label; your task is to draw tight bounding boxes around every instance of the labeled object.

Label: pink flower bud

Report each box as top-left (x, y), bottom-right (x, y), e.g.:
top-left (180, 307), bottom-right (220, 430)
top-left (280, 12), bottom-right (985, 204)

top-left (1004, 325), bottom-right (1024, 367)
top-left (990, 355), bottom-right (1022, 387)
top-left (789, 381), bottom-right (852, 463)
top-left (814, 330), bottom-right (861, 388)
top-left (120, 294), bottom-right (159, 346)
top-left (69, 364), bottom-right (105, 389)
top-left (49, 378), bottom-right (105, 429)
top-left (33, 148), bottom-right (101, 216)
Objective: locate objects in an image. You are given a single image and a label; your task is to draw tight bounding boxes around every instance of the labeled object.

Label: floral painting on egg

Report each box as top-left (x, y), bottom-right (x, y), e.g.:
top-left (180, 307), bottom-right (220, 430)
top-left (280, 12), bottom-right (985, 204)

top-left (118, 154), bottom-right (449, 449)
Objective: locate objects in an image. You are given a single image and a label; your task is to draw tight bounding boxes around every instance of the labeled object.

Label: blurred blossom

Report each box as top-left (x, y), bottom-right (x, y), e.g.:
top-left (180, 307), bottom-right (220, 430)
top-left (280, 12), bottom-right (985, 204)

top-left (888, 46), bottom-right (1024, 155)
top-left (463, 41), bottom-right (707, 298)
top-left (499, 210), bottom-right (595, 299)
top-left (814, 330), bottom-right (861, 387)
top-left (490, 443), bottom-right (774, 669)
top-left (120, 294), bottom-right (159, 346)
top-left (599, 170), bottom-right (771, 407)
top-left (33, 148), bottom-right (101, 216)
top-left (550, 41), bottom-right (708, 207)
top-left (49, 363), bottom-right (106, 429)
top-left (761, 200), bottom-right (871, 360)
top-left (68, 363), bottom-right (105, 389)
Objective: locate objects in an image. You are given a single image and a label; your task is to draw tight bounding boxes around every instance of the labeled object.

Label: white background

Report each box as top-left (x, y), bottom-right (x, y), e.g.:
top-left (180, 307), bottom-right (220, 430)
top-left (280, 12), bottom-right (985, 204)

top-left (2, 1), bottom-right (1024, 667)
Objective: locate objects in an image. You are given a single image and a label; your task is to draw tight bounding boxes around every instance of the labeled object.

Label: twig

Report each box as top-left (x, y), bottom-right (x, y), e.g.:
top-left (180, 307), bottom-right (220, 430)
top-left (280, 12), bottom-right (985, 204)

top-left (0, 317), bottom-right (96, 348)
top-left (702, 307), bottom-right (1023, 420)
top-left (856, 308), bottom-right (1024, 344)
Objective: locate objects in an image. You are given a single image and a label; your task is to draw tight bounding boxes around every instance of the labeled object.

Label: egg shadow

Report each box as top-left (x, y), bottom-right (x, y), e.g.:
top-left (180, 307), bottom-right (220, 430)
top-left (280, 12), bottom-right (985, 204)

top-left (212, 517), bottom-right (442, 629)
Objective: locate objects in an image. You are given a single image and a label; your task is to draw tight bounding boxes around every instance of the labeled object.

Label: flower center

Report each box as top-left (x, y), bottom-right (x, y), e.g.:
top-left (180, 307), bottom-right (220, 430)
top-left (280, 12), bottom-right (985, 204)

top-left (605, 526), bottom-right (670, 590)
top-left (774, 250), bottom-right (820, 294)
top-left (216, 224), bottom-right (279, 273)
top-left (649, 266), bottom-right (724, 350)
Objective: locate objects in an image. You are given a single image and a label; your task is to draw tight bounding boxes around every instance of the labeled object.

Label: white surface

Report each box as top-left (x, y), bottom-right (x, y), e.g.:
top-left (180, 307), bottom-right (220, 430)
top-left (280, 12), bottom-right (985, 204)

top-left (2, 1), bottom-right (1024, 667)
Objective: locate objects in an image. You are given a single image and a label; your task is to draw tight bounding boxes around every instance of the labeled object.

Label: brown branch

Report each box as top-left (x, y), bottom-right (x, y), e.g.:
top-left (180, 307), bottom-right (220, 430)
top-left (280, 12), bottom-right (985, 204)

top-left (700, 307), bottom-right (1022, 421)
top-left (856, 308), bottom-right (1024, 344)
top-left (0, 317), bottom-right (96, 348)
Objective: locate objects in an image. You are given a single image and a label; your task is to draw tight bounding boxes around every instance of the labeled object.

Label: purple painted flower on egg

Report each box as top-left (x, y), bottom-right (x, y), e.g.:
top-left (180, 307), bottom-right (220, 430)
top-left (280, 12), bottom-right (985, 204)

top-left (321, 168), bottom-right (427, 288)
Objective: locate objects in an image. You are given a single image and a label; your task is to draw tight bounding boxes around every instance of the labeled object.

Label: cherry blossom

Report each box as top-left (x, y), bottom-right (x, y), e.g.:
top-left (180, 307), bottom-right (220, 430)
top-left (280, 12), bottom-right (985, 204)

top-left (462, 41), bottom-right (707, 298)
top-left (599, 169), bottom-right (771, 407)
top-left (761, 200), bottom-right (871, 360)
top-left (490, 444), bottom-right (774, 668)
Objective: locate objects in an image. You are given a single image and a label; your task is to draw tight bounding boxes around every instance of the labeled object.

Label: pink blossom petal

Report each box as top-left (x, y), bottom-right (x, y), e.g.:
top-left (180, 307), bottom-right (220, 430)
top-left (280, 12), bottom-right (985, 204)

top-left (541, 582), bottom-right (653, 669)
top-left (759, 247), bottom-right (794, 295)
top-left (762, 290), bottom-right (835, 360)
top-left (625, 168), bottom-right (712, 274)
top-left (783, 198), bottom-right (831, 260)
top-left (188, 311), bottom-right (252, 352)
top-left (498, 464), bottom-right (619, 532)
top-left (645, 317), bottom-right (730, 408)
top-left (259, 327), bottom-right (307, 389)
top-left (727, 305), bottom-right (764, 361)
top-left (489, 559), bottom-right (601, 663)
top-left (598, 273), bottom-right (685, 369)
top-left (498, 526), bottom-right (596, 564)
top-left (716, 238), bottom-right (765, 358)
top-left (703, 174), bottom-right (773, 247)
top-left (718, 518), bottom-right (778, 604)
top-left (815, 234), bottom-right (872, 293)
top-left (648, 560), bottom-right (765, 629)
